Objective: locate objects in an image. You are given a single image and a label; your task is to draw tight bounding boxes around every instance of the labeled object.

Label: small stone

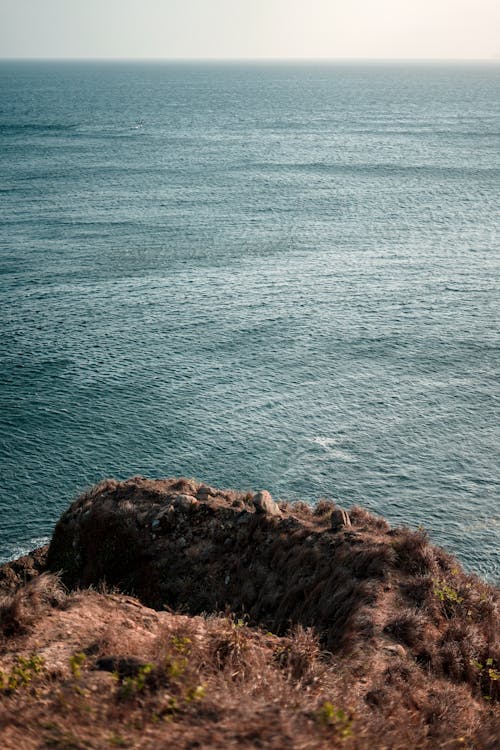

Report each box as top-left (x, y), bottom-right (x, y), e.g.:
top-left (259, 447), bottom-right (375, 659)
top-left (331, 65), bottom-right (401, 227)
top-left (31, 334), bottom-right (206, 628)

top-left (331, 509), bottom-right (352, 531)
top-left (196, 485), bottom-right (213, 499)
top-left (172, 494), bottom-right (198, 511)
top-left (253, 490), bottom-right (281, 516)
top-left (151, 519), bottom-right (160, 529)
top-left (383, 644), bottom-right (406, 658)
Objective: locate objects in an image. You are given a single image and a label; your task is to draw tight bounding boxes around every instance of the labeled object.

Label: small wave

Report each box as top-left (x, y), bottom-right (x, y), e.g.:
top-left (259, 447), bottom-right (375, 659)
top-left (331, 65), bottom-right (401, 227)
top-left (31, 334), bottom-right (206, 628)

top-left (251, 161), bottom-right (500, 178)
top-left (0, 122), bottom-right (77, 134)
top-left (0, 536), bottom-right (50, 566)
top-left (313, 437), bottom-right (339, 449)
top-left (312, 437), bottom-right (357, 463)
top-left (460, 516), bottom-right (500, 533)
top-left (444, 287), bottom-right (491, 293)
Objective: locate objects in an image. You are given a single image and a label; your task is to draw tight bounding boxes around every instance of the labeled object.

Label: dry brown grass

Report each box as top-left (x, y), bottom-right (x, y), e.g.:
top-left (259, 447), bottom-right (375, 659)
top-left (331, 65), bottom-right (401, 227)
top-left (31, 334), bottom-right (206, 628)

top-left (0, 573), bottom-right (67, 639)
top-left (0, 589), bottom-right (498, 749)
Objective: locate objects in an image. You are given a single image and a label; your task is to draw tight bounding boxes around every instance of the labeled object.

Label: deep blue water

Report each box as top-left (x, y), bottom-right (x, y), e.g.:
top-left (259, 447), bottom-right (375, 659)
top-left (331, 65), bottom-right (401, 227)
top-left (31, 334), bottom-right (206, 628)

top-left (0, 61), bottom-right (499, 581)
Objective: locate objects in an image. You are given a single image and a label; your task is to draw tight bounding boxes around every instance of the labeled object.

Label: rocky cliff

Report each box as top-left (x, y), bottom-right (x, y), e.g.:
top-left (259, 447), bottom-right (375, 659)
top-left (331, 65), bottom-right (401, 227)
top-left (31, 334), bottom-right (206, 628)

top-left (0, 477), bottom-right (499, 749)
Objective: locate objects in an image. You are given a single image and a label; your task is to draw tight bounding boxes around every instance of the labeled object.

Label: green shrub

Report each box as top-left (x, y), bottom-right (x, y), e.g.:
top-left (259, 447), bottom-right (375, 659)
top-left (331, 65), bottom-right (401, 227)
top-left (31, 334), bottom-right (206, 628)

top-left (0, 654), bottom-right (45, 693)
top-left (69, 652), bottom-right (87, 679)
top-left (316, 701), bottom-right (353, 738)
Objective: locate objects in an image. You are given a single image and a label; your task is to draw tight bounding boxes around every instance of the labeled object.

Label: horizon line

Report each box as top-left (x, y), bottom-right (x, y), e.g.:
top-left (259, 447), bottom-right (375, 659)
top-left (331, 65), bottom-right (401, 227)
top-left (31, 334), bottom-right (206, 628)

top-left (1, 56), bottom-right (499, 63)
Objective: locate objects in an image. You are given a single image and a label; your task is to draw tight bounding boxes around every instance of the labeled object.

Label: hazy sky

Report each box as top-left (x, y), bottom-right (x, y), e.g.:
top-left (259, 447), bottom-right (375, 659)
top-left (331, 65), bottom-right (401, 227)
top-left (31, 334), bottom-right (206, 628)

top-left (1, 0), bottom-right (499, 60)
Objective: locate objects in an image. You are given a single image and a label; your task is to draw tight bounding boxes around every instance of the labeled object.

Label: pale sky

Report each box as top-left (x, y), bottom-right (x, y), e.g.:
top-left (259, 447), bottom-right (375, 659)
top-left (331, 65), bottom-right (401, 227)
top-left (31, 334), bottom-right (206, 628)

top-left (1, 0), bottom-right (499, 60)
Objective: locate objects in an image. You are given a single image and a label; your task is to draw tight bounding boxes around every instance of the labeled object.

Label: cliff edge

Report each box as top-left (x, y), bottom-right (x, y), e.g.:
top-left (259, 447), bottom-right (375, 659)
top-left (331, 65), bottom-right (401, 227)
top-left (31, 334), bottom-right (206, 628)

top-left (0, 477), bottom-right (498, 749)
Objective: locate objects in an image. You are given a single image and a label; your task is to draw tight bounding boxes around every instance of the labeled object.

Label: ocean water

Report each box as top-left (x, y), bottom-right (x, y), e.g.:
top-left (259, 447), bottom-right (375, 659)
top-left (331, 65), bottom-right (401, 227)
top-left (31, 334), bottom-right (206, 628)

top-left (0, 61), bottom-right (499, 581)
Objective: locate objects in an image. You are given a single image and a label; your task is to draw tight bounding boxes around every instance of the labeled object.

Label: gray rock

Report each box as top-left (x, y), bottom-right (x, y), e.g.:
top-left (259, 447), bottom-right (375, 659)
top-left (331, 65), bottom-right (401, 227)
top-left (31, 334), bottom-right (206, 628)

top-left (172, 494), bottom-right (198, 511)
top-left (253, 490), bottom-right (281, 516)
top-left (196, 485), bottom-right (213, 499)
top-left (331, 508), bottom-right (352, 532)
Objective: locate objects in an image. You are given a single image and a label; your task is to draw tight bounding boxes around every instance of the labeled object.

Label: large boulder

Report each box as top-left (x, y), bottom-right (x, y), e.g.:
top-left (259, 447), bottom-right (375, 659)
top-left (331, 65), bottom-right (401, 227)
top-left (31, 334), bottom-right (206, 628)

top-left (252, 490), bottom-right (280, 516)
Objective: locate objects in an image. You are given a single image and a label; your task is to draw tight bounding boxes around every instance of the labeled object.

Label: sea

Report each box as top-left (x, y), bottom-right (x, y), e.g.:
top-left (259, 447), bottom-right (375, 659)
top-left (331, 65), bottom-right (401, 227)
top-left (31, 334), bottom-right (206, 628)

top-left (0, 61), bottom-right (498, 582)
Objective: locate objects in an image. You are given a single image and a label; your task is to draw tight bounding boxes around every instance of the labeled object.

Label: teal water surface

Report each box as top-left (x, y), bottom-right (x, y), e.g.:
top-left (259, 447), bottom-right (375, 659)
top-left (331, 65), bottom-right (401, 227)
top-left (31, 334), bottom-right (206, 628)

top-left (0, 62), bottom-right (499, 580)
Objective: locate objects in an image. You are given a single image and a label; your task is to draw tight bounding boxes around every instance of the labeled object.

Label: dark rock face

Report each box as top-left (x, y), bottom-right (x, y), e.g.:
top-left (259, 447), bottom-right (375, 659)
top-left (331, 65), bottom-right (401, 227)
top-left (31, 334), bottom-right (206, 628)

top-left (0, 546), bottom-right (48, 596)
top-left (46, 477), bottom-right (391, 651)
